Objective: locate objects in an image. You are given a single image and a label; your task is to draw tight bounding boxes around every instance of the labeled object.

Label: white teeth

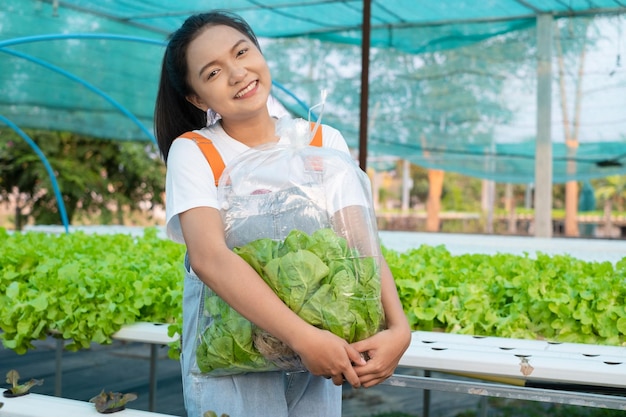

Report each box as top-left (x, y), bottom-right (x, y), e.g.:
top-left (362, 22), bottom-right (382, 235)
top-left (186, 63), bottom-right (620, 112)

top-left (235, 81), bottom-right (256, 98)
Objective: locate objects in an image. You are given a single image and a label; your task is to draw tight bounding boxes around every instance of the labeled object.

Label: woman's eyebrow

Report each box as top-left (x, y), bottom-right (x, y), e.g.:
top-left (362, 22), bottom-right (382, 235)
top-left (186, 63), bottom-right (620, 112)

top-left (198, 39), bottom-right (249, 77)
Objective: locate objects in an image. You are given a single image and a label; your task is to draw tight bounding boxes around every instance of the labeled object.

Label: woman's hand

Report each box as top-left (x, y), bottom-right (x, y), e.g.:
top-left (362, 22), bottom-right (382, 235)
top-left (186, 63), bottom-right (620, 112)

top-left (291, 326), bottom-right (366, 388)
top-left (350, 324), bottom-right (411, 387)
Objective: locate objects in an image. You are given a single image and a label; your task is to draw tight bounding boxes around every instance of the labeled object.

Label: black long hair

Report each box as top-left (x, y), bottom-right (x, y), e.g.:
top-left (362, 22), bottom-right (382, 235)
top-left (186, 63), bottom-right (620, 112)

top-left (154, 10), bottom-right (261, 162)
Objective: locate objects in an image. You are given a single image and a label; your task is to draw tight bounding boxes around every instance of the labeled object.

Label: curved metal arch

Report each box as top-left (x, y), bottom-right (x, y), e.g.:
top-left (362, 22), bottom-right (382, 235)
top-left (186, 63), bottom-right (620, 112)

top-left (272, 80), bottom-right (317, 120)
top-left (0, 115), bottom-right (70, 233)
top-left (0, 33), bottom-right (166, 49)
top-left (0, 47), bottom-right (156, 144)
top-left (0, 33), bottom-right (315, 134)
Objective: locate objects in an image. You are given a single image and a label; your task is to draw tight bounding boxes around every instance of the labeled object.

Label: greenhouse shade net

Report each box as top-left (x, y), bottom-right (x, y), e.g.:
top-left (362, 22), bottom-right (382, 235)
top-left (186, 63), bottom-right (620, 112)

top-left (1, 0), bottom-right (625, 183)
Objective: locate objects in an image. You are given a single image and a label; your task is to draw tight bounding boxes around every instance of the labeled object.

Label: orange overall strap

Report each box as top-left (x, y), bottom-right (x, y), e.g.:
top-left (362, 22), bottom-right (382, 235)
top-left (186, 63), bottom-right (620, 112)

top-left (309, 122), bottom-right (323, 147)
top-left (179, 123), bottom-right (323, 187)
top-left (178, 131), bottom-right (225, 187)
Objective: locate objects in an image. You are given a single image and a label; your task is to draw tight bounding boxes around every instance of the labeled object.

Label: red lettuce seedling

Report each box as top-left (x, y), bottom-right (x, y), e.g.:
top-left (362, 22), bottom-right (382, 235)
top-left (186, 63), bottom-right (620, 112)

top-left (89, 390), bottom-right (137, 414)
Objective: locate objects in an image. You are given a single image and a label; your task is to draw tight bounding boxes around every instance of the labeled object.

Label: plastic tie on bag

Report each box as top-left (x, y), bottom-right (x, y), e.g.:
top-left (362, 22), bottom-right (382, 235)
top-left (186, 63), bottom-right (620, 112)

top-left (276, 89), bottom-right (327, 148)
top-left (308, 89), bottom-right (327, 143)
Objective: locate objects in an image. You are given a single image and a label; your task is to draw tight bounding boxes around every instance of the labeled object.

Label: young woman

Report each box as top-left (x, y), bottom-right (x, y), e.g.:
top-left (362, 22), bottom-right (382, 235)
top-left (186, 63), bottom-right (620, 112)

top-left (154, 10), bottom-right (411, 417)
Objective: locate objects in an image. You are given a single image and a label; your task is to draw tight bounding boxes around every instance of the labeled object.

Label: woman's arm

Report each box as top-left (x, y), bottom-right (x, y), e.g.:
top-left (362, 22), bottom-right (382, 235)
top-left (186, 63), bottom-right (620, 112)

top-left (180, 206), bottom-right (367, 386)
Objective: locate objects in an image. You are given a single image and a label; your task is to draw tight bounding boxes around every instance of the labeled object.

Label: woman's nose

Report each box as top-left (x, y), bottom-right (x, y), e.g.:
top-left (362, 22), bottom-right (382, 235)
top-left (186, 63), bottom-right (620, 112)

top-left (229, 65), bottom-right (247, 84)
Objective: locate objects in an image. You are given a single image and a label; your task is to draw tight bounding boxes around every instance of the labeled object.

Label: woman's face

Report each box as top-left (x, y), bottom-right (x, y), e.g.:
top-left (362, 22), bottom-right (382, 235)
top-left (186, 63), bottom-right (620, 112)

top-left (185, 24), bottom-right (271, 122)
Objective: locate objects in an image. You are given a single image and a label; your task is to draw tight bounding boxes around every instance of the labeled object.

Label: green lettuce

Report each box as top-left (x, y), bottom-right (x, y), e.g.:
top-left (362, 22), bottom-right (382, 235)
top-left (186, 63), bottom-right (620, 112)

top-left (196, 228), bottom-right (384, 373)
top-left (197, 294), bottom-right (275, 374)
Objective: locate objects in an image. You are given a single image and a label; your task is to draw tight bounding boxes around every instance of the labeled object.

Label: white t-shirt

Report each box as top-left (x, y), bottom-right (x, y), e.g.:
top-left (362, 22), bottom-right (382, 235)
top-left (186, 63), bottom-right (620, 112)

top-left (165, 120), bottom-right (353, 244)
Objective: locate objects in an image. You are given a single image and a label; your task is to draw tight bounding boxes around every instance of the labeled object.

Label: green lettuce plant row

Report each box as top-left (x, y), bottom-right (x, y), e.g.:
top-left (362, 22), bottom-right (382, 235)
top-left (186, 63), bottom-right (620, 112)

top-left (385, 244), bottom-right (626, 346)
top-left (0, 228), bottom-right (185, 354)
top-left (1, 228), bottom-right (626, 356)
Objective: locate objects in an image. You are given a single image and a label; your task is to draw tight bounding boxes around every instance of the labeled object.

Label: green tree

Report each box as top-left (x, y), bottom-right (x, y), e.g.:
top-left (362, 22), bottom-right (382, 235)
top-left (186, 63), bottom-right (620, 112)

top-left (593, 175), bottom-right (626, 236)
top-left (0, 129), bottom-right (164, 229)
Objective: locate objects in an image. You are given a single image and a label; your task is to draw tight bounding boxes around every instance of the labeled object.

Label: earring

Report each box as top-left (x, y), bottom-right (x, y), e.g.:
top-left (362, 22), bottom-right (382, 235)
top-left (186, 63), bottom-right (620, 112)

top-left (206, 108), bottom-right (222, 127)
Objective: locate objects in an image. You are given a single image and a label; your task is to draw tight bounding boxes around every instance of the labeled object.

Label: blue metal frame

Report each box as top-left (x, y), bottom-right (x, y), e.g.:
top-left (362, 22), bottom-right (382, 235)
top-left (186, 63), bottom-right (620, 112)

top-left (0, 115), bottom-right (70, 233)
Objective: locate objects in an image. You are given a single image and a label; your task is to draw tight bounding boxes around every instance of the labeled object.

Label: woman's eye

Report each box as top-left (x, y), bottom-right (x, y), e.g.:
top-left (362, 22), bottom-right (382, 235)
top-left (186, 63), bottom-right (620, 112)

top-left (207, 69), bottom-right (219, 79)
top-left (237, 48), bottom-right (249, 57)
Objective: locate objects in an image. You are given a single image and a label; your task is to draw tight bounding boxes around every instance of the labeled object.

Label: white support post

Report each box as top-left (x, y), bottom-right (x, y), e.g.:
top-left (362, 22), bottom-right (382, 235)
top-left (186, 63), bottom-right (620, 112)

top-left (534, 13), bottom-right (554, 238)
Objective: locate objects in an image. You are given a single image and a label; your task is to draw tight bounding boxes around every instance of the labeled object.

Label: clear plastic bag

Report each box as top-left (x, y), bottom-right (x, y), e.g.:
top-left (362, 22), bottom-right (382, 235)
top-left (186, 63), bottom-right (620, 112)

top-left (194, 115), bottom-right (384, 376)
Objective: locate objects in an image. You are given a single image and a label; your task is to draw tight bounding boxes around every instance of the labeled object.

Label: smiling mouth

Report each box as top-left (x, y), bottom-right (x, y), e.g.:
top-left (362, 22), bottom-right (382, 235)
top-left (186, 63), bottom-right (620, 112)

top-left (235, 80), bottom-right (258, 98)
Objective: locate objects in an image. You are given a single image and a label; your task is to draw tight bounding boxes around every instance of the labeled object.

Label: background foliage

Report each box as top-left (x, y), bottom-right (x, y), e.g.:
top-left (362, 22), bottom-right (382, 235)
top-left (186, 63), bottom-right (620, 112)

top-left (0, 129), bottom-right (165, 229)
